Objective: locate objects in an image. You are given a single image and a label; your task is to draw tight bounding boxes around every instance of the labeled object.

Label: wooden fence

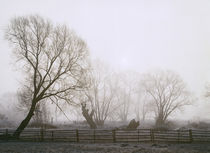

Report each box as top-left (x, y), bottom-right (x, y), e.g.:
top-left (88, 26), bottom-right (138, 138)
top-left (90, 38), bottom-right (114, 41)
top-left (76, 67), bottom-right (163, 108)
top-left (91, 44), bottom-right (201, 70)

top-left (0, 129), bottom-right (210, 143)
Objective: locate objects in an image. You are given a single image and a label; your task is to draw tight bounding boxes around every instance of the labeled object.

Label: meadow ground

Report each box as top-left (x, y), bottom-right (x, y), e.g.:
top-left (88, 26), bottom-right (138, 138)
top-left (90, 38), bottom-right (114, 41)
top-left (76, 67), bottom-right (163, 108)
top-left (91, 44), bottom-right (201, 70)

top-left (0, 142), bottom-right (210, 153)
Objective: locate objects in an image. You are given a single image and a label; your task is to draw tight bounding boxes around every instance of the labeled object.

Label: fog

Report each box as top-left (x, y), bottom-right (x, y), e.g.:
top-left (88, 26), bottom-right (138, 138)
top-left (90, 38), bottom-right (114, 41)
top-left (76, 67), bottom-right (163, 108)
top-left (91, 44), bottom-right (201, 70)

top-left (0, 0), bottom-right (210, 129)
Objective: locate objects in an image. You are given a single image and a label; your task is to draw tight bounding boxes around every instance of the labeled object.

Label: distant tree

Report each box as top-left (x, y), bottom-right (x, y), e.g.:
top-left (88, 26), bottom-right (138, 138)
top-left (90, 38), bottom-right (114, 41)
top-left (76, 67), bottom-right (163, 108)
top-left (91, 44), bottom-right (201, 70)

top-left (82, 61), bottom-right (117, 126)
top-left (0, 113), bottom-right (10, 128)
top-left (0, 113), bottom-right (7, 120)
top-left (205, 84), bottom-right (210, 97)
top-left (5, 15), bottom-right (89, 137)
top-left (116, 88), bottom-right (131, 122)
top-left (114, 72), bottom-right (134, 122)
top-left (140, 70), bottom-right (191, 127)
top-left (134, 94), bottom-right (150, 122)
top-left (0, 101), bottom-right (10, 127)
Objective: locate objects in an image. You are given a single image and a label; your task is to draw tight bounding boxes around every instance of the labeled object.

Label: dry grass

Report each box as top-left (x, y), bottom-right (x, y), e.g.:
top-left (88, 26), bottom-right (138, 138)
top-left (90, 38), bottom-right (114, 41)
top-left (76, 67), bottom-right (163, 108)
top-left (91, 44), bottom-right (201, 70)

top-left (0, 142), bottom-right (210, 153)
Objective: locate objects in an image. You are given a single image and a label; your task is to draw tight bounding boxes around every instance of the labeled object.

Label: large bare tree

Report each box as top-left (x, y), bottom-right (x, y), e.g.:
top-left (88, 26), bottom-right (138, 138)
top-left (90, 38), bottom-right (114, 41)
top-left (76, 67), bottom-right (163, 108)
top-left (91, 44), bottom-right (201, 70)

top-left (140, 70), bottom-right (191, 127)
top-left (5, 15), bottom-right (89, 137)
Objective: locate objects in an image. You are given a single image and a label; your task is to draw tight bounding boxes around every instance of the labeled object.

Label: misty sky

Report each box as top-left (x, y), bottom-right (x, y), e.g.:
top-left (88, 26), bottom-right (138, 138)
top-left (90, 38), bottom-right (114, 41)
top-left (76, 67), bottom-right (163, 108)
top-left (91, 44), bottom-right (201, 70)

top-left (0, 0), bottom-right (210, 119)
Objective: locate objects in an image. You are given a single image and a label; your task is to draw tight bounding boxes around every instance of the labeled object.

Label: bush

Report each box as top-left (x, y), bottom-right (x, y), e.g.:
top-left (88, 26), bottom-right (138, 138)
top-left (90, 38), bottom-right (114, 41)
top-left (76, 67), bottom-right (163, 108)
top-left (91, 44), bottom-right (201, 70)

top-left (0, 114), bottom-right (13, 128)
top-left (153, 121), bottom-right (177, 131)
top-left (187, 121), bottom-right (210, 130)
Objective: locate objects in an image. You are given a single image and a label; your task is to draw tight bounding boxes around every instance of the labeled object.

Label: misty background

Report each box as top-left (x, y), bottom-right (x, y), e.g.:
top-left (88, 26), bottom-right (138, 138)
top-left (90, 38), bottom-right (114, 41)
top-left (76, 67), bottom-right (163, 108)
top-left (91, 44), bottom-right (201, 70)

top-left (0, 0), bottom-right (210, 126)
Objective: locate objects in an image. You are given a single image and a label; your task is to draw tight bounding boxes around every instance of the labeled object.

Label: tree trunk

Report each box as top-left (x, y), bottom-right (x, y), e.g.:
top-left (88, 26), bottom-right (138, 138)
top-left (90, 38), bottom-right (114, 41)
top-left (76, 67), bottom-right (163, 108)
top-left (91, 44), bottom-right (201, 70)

top-left (95, 119), bottom-right (105, 126)
top-left (155, 114), bottom-right (167, 129)
top-left (13, 100), bottom-right (37, 138)
top-left (81, 103), bottom-right (97, 129)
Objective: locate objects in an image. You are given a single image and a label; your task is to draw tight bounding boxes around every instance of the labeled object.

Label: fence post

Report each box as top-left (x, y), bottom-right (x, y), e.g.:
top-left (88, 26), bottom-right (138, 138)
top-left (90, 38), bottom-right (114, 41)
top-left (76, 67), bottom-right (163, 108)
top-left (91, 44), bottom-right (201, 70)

top-left (51, 131), bottom-right (54, 141)
top-left (177, 130), bottom-right (180, 143)
top-left (150, 129), bottom-right (154, 143)
top-left (93, 129), bottom-right (96, 143)
top-left (40, 128), bottom-right (44, 142)
top-left (5, 129), bottom-right (8, 141)
top-left (112, 129), bottom-right (116, 143)
top-left (76, 129), bottom-right (79, 143)
top-left (189, 129), bottom-right (193, 143)
top-left (138, 129), bottom-right (140, 143)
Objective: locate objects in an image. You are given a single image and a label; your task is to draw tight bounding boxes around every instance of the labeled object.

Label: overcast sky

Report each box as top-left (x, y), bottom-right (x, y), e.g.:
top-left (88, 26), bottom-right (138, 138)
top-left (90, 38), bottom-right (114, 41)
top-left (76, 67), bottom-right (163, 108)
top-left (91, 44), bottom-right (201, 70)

top-left (1, 0), bottom-right (210, 119)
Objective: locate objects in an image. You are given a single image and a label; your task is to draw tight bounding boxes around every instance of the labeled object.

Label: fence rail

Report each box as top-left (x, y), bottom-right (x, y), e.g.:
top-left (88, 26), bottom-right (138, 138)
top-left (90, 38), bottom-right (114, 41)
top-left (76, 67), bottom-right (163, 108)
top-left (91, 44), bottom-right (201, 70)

top-left (0, 129), bottom-right (210, 143)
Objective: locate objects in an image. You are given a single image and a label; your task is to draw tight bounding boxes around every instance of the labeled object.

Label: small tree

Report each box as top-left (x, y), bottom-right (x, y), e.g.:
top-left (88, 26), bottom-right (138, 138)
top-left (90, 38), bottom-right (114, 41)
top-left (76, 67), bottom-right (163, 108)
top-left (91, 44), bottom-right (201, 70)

top-left (5, 15), bottom-right (89, 137)
top-left (140, 70), bottom-right (191, 127)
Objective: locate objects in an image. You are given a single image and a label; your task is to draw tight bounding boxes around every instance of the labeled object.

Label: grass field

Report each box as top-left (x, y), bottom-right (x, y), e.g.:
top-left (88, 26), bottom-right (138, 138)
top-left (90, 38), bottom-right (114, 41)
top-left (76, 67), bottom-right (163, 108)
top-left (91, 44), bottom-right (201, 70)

top-left (0, 142), bottom-right (210, 153)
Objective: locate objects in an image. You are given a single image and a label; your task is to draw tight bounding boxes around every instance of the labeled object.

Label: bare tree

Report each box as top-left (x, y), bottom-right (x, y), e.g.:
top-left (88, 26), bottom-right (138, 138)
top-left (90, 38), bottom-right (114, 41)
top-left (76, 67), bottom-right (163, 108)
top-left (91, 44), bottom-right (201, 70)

top-left (114, 72), bottom-right (134, 122)
top-left (116, 89), bottom-right (131, 122)
top-left (5, 15), bottom-right (89, 137)
top-left (134, 94), bottom-right (150, 122)
top-left (82, 60), bottom-right (117, 126)
top-left (140, 70), bottom-right (191, 127)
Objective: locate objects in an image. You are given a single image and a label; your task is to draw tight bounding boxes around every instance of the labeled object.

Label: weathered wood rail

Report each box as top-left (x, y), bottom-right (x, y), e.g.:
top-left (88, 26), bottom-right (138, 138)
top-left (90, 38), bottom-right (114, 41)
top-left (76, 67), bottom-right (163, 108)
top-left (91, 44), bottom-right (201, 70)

top-left (0, 129), bottom-right (210, 143)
